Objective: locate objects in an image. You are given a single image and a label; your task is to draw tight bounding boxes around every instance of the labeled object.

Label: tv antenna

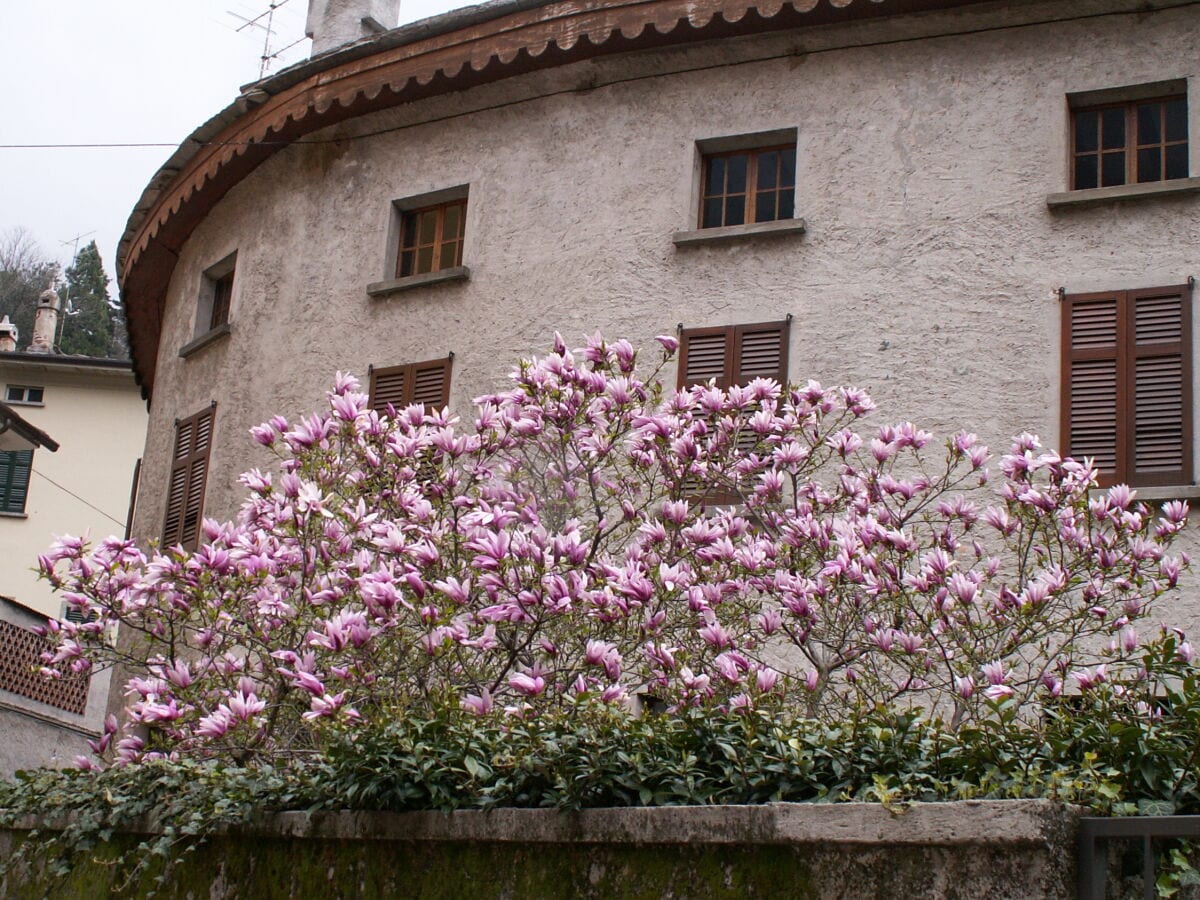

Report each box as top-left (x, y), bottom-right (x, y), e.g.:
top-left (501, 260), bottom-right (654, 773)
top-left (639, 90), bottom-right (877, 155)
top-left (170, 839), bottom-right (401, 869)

top-left (48, 229), bottom-right (95, 351)
top-left (228, 0), bottom-right (305, 80)
top-left (57, 229), bottom-right (97, 310)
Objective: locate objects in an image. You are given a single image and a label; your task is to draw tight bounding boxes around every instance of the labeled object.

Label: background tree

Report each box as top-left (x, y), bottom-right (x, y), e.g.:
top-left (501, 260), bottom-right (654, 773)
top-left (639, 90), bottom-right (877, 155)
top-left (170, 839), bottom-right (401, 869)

top-left (0, 227), bottom-right (56, 346)
top-left (58, 240), bottom-right (120, 358)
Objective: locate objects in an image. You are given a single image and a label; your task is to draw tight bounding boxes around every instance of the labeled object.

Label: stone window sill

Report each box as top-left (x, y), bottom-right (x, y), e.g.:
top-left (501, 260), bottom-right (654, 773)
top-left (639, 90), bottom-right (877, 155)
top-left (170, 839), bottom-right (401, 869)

top-left (1046, 177), bottom-right (1200, 209)
top-left (0, 511), bottom-right (28, 519)
top-left (367, 266), bottom-right (470, 298)
top-left (179, 323), bottom-right (232, 359)
top-left (1089, 484), bottom-right (1200, 502)
top-left (673, 218), bottom-right (807, 248)
top-left (4, 401), bottom-right (43, 408)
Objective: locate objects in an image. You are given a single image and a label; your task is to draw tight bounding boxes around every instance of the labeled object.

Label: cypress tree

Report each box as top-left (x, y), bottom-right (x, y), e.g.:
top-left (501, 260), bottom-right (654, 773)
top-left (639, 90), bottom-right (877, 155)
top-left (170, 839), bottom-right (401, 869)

top-left (58, 241), bottom-right (115, 358)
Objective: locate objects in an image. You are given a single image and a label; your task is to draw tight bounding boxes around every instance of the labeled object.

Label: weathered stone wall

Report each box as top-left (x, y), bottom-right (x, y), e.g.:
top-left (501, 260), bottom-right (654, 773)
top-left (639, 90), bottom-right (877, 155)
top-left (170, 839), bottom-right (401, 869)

top-left (0, 800), bottom-right (1081, 898)
top-left (131, 0), bottom-right (1200, 627)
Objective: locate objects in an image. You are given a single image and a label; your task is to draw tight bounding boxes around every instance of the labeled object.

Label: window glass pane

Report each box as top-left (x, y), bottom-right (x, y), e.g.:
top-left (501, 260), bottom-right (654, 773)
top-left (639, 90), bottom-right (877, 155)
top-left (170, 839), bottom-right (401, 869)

top-left (1166, 143), bottom-right (1189, 180)
top-left (780, 148), bottom-right (796, 187)
top-left (756, 192), bottom-right (777, 223)
top-left (442, 204), bottom-right (461, 241)
top-left (1074, 110), bottom-right (1098, 153)
top-left (1101, 108), bottom-right (1125, 150)
top-left (705, 158), bottom-right (725, 196)
top-left (402, 215), bottom-right (418, 248)
top-left (724, 196), bottom-right (745, 227)
top-left (1166, 98), bottom-right (1188, 142)
top-left (726, 155), bottom-right (748, 194)
top-left (702, 198), bottom-right (723, 228)
top-left (399, 249), bottom-right (414, 278)
top-left (1101, 151), bottom-right (1126, 186)
top-left (779, 190), bottom-right (794, 220)
top-left (418, 211), bottom-right (438, 245)
top-left (28, 388), bottom-right (43, 403)
top-left (417, 246), bottom-right (434, 274)
top-left (3, 387), bottom-right (16, 401)
top-left (1137, 103), bottom-right (1161, 145)
top-left (1074, 154), bottom-right (1098, 190)
top-left (756, 151), bottom-right (778, 190)
top-left (1137, 147), bottom-right (1161, 183)
top-left (439, 241), bottom-right (458, 270)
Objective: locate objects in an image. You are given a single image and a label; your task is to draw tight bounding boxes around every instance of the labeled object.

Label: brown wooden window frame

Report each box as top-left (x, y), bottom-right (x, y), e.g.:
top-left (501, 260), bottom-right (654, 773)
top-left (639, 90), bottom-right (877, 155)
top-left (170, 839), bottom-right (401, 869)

top-left (210, 270), bottom-right (234, 331)
top-left (162, 403), bottom-right (216, 551)
top-left (198, 251), bottom-right (237, 337)
top-left (368, 355), bottom-right (454, 414)
top-left (1061, 284), bottom-right (1193, 488)
top-left (699, 144), bottom-right (797, 230)
top-left (1071, 94), bottom-right (1189, 190)
top-left (397, 199), bottom-right (467, 279)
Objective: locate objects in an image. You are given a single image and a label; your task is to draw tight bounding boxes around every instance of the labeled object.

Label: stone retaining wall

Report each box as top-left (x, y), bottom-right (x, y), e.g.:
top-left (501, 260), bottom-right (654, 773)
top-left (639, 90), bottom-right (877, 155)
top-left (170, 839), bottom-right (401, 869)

top-left (0, 800), bottom-right (1080, 898)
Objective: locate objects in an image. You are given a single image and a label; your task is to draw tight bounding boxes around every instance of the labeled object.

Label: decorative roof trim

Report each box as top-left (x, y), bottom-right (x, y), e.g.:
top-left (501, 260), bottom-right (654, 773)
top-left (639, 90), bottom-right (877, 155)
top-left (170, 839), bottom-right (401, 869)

top-left (117, 0), bottom-right (974, 398)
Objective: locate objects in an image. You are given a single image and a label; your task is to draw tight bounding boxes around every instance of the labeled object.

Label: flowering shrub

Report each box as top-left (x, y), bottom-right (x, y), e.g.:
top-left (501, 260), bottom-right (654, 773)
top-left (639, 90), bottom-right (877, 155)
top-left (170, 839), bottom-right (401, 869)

top-left (35, 333), bottom-right (1189, 764)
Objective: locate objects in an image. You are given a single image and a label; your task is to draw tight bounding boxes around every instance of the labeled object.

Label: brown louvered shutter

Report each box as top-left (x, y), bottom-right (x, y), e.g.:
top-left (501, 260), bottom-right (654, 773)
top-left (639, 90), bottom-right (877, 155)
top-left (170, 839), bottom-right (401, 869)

top-left (1129, 285), bottom-right (1192, 485)
top-left (679, 328), bottom-right (731, 389)
top-left (163, 404), bottom-right (215, 550)
top-left (369, 357), bottom-right (453, 414)
top-left (733, 321), bottom-right (789, 384)
top-left (1063, 292), bottom-right (1121, 482)
top-left (411, 357), bottom-right (452, 408)
top-left (1063, 285), bottom-right (1192, 487)
top-left (678, 321), bottom-right (790, 505)
top-left (369, 366), bottom-right (408, 414)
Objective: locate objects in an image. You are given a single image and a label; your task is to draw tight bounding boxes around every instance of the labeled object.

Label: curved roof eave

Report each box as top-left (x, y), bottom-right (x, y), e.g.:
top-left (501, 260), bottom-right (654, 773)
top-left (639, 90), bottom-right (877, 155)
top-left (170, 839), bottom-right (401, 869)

top-left (118, 0), bottom-right (975, 400)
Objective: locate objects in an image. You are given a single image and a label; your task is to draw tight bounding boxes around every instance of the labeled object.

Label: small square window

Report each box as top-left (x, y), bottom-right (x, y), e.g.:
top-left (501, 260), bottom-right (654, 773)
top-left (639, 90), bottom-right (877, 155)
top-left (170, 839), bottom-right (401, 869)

top-left (196, 252), bottom-right (237, 337)
top-left (5, 385), bottom-right (44, 406)
top-left (210, 270), bottom-right (233, 330)
top-left (700, 145), bottom-right (796, 229)
top-left (1071, 87), bottom-right (1188, 190)
top-left (397, 199), bottom-right (467, 278)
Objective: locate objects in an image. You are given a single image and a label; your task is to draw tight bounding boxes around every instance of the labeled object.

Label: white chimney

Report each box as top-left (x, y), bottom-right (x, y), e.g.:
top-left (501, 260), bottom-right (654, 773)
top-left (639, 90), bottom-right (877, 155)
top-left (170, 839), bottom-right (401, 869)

top-left (0, 316), bottom-right (16, 353)
top-left (306, 0), bottom-right (398, 56)
top-left (29, 287), bottom-right (60, 354)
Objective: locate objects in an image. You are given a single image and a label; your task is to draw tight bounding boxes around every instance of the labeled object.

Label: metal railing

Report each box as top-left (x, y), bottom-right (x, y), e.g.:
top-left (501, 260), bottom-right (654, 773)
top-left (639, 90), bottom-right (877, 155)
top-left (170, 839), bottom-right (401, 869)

top-left (1078, 815), bottom-right (1200, 900)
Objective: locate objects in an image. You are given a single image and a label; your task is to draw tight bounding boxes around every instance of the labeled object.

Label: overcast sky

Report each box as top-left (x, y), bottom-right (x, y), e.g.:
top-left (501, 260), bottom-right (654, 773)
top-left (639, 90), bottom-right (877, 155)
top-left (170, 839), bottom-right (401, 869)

top-left (0, 0), bottom-right (461, 286)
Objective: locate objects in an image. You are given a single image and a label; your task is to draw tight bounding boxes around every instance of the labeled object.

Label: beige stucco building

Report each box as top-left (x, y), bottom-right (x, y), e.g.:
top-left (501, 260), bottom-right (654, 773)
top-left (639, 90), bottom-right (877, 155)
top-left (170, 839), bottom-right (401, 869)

top-left (0, 351), bottom-right (145, 773)
top-left (0, 352), bottom-right (146, 617)
top-left (117, 0), bottom-right (1200, 627)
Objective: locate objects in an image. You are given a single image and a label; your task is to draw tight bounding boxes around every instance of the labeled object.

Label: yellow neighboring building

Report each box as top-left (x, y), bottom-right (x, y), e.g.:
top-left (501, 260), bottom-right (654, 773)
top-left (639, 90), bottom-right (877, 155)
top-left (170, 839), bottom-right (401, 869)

top-left (0, 349), bottom-right (146, 618)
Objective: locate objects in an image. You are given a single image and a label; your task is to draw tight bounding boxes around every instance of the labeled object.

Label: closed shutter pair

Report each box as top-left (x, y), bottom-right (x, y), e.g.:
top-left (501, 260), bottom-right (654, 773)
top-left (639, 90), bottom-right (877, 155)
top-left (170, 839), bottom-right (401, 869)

top-left (677, 321), bottom-right (789, 389)
top-left (1063, 284), bottom-right (1192, 487)
top-left (162, 404), bottom-right (216, 550)
top-left (368, 357), bottom-right (452, 413)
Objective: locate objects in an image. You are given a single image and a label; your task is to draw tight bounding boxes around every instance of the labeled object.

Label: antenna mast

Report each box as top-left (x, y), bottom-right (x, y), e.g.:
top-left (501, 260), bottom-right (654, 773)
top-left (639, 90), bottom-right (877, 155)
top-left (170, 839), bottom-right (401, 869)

top-left (230, 0), bottom-right (298, 80)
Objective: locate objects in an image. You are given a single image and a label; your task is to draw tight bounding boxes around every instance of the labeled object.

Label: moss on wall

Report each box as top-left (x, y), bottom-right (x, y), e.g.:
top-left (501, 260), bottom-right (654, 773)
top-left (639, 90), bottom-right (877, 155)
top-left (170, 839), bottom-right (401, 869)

top-left (1, 831), bottom-right (1071, 899)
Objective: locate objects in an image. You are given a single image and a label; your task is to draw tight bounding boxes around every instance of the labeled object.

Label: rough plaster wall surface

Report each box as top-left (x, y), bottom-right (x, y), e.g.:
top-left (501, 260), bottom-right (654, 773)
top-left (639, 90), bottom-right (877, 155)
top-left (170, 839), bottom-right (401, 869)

top-left (134, 1), bottom-right (1200, 630)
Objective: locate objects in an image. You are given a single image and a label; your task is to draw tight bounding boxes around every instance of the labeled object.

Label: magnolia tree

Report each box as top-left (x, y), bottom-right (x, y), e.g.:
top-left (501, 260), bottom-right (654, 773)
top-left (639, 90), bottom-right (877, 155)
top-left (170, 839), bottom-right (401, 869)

top-left (36, 334), bottom-right (1190, 766)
